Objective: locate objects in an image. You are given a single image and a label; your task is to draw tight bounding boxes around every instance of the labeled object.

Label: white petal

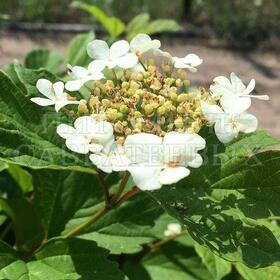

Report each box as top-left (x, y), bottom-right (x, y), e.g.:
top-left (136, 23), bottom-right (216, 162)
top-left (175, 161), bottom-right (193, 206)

top-left (87, 40), bottom-right (109, 60)
top-left (130, 34), bottom-right (151, 52)
top-left (65, 80), bottom-right (85, 92)
top-left (116, 53), bottom-right (138, 69)
top-left (244, 79), bottom-right (256, 95)
top-left (210, 76), bottom-right (235, 97)
top-left (54, 100), bottom-right (79, 112)
top-left (36, 79), bottom-right (53, 99)
top-left (187, 154), bottom-right (203, 168)
top-left (220, 94), bottom-right (251, 115)
top-left (230, 72), bottom-right (246, 93)
top-left (87, 72), bottom-right (105, 81)
top-left (183, 53), bottom-right (203, 67)
top-left (65, 137), bottom-right (90, 154)
top-left (52, 81), bottom-right (65, 99)
top-left (201, 101), bottom-right (225, 123)
top-left (110, 40), bottom-right (130, 59)
top-left (128, 164), bottom-right (162, 191)
top-left (214, 118), bottom-right (238, 144)
top-left (69, 65), bottom-right (89, 79)
top-left (236, 113), bottom-right (258, 133)
top-left (124, 133), bottom-right (162, 164)
top-left (89, 154), bottom-right (113, 173)
top-left (56, 124), bottom-right (79, 139)
top-left (30, 97), bottom-right (55, 107)
top-left (88, 144), bottom-right (103, 153)
top-left (74, 116), bottom-right (96, 136)
top-left (159, 167), bottom-right (190, 185)
top-left (88, 59), bottom-right (107, 73)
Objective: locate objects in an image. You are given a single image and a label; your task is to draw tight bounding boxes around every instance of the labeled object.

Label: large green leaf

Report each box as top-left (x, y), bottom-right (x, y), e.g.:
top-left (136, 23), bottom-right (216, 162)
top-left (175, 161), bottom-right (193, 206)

top-left (0, 238), bottom-right (125, 279)
top-left (126, 13), bottom-right (150, 40)
top-left (124, 242), bottom-right (213, 280)
top-left (194, 243), bottom-right (232, 280)
top-left (24, 48), bottom-right (63, 74)
top-left (149, 130), bottom-right (280, 268)
top-left (0, 161), bottom-right (8, 172)
top-left (65, 32), bottom-right (95, 67)
top-left (32, 170), bottom-right (163, 254)
top-left (0, 68), bottom-right (94, 173)
top-left (72, 2), bottom-right (125, 39)
top-left (236, 262), bottom-right (280, 280)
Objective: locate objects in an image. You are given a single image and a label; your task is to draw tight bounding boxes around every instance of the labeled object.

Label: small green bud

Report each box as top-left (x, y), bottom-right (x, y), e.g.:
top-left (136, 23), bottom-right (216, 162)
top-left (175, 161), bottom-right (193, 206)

top-left (174, 117), bottom-right (184, 129)
top-left (136, 73), bottom-right (144, 81)
top-left (78, 102), bottom-right (88, 114)
top-left (119, 104), bottom-right (129, 114)
top-left (130, 81), bottom-right (140, 90)
top-left (165, 77), bottom-right (175, 87)
top-left (101, 99), bottom-right (110, 107)
top-left (170, 92), bottom-right (178, 102)
top-left (121, 81), bottom-right (129, 89)
top-left (157, 106), bottom-right (166, 115)
top-left (134, 111), bottom-right (142, 118)
top-left (144, 104), bottom-right (154, 115)
top-left (177, 94), bottom-right (189, 103)
top-left (175, 78), bottom-right (183, 87)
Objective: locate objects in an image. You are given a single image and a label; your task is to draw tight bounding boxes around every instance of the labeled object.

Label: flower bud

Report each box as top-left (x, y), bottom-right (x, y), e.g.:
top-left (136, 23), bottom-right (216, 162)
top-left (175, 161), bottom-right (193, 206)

top-left (78, 102), bottom-right (88, 114)
top-left (144, 104), bottom-right (154, 115)
top-left (177, 94), bottom-right (189, 103)
top-left (175, 79), bottom-right (183, 87)
top-left (121, 81), bottom-right (129, 89)
top-left (93, 87), bottom-right (101, 96)
top-left (119, 104), bottom-right (129, 114)
top-left (174, 117), bottom-right (184, 129)
top-left (165, 77), bottom-right (175, 87)
top-left (157, 106), bottom-right (166, 115)
top-left (150, 78), bottom-right (162, 91)
top-left (130, 81), bottom-right (140, 90)
top-left (101, 99), bottom-right (110, 107)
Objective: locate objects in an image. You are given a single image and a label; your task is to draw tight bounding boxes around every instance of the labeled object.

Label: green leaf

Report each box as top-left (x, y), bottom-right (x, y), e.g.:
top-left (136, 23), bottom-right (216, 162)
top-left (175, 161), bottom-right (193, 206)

top-left (0, 68), bottom-right (94, 173)
top-left (7, 164), bottom-right (33, 193)
top-left (149, 130), bottom-right (280, 268)
top-left (144, 19), bottom-right (181, 35)
top-left (236, 262), bottom-right (280, 280)
top-left (24, 48), bottom-right (63, 74)
top-left (72, 2), bottom-right (125, 39)
top-left (126, 13), bottom-right (150, 40)
top-left (32, 170), bottom-right (163, 254)
top-left (0, 161), bottom-right (8, 172)
top-left (124, 242), bottom-right (213, 280)
top-left (65, 32), bottom-right (95, 67)
top-left (0, 197), bottom-right (44, 254)
top-left (0, 238), bottom-right (125, 279)
top-left (195, 243), bottom-right (232, 280)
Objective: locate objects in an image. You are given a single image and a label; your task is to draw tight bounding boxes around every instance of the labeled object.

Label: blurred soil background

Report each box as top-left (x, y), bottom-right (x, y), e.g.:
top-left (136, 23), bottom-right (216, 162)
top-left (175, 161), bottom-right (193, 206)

top-left (0, 0), bottom-right (279, 138)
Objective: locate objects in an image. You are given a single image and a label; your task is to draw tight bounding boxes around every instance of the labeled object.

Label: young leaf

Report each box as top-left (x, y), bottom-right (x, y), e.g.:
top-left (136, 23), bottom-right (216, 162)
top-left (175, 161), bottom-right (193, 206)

top-left (144, 19), bottom-right (182, 35)
top-left (0, 69), bottom-right (94, 173)
top-left (195, 243), bottom-right (232, 280)
top-left (0, 238), bottom-right (125, 279)
top-left (149, 131), bottom-right (280, 268)
top-left (65, 32), bottom-right (95, 67)
top-left (72, 2), bottom-right (125, 39)
top-left (24, 48), bottom-right (63, 74)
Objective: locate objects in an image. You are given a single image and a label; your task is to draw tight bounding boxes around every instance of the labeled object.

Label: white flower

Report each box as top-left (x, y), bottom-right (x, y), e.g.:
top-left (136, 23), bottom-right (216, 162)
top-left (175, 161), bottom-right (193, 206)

top-left (210, 72), bottom-right (269, 114)
top-left (124, 132), bottom-right (206, 191)
top-left (89, 144), bottom-right (130, 173)
top-left (65, 64), bottom-right (104, 92)
top-left (172, 54), bottom-right (203, 72)
top-left (31, 79), bottom-right (80, 112)
top-left (87, 40), bottom-right (138, 72)
top-left (164, 223), bottom-right (182, 237)
top-left (201, 101), bottom-right (258, 144)
top-left (130, 33), bottom-right (170, 58)
top-left (56, 116), bottom-right (114, 154)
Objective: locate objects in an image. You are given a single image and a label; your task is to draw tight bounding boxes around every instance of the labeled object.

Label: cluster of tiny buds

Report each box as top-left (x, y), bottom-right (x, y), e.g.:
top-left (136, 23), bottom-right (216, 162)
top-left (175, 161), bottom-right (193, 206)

top-left (77, 60), bottom-right (211, 144)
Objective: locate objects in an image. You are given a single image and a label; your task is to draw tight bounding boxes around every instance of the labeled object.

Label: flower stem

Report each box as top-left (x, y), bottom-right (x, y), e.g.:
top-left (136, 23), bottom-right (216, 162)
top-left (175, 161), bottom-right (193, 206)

top-left (111, 171), bottom-right (130, 204)
top-left (63, 186), bottom-right (140, 238)
top-left (139, 59), bottom-right (147, 71)
top-left (149, 230), bottom-right (188, 251)
top-left (96, 168), bottom-right (111, 207)
top-left (63, 206), bottom-right (108, 238)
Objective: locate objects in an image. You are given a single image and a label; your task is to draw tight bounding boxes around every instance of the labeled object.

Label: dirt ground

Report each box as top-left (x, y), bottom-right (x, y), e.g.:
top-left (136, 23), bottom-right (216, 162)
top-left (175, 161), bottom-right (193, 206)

top-left (0, 32), bottom-right (279, 138)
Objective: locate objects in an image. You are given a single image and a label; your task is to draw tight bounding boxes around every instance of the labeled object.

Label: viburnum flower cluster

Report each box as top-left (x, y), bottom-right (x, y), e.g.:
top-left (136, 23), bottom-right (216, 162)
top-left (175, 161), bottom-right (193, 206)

top-left (31, 34), bottom-right (269, 191)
